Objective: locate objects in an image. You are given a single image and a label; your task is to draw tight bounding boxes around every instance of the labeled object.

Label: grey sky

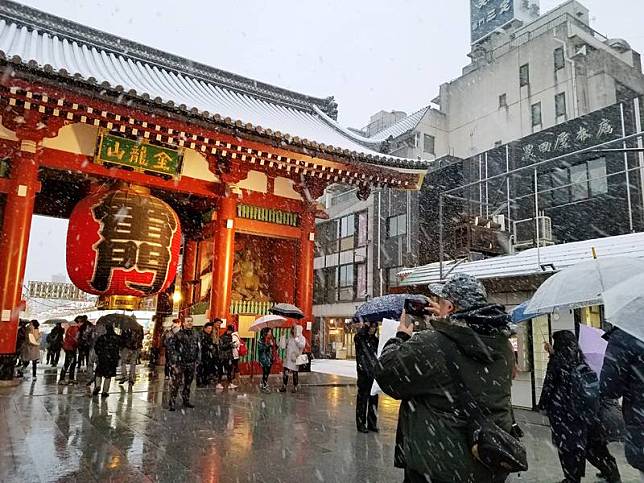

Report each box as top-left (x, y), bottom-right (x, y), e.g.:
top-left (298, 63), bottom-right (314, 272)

top-left (20, 0), bottom-right (644, 282)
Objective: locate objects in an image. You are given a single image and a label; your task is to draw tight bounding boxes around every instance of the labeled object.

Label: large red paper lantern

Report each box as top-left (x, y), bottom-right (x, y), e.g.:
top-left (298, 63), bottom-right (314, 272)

top-left (66, 186), bottom-right (181, 297)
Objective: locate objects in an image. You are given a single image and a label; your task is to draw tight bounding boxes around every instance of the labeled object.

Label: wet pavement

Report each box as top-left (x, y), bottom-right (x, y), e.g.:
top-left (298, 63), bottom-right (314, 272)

top-left (0, 363), bottom-right (640, 483)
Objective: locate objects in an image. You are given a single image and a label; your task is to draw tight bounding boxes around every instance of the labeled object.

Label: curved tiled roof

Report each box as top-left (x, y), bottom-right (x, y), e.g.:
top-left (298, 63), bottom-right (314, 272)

top-left (0, 1), bottom-right (428, 171)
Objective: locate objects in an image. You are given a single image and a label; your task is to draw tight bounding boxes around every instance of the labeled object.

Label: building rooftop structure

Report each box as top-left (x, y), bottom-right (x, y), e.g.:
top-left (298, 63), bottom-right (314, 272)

top-left (400, 232), bottom-right (644, 286)
top-left (0, 0), bottom-right (428, 172)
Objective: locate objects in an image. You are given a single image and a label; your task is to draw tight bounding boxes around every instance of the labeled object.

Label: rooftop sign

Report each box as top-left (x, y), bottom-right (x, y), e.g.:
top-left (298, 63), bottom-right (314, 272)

top-left (471, 0), bottom-right (539, 44)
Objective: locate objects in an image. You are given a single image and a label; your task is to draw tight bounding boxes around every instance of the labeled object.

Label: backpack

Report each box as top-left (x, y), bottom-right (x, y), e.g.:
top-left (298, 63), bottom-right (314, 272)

top-left (63, 325), bottom-right (80, 351)
top-left (572, 363), bottom-right (600, 413)
top-left (238, 339), bottom-right (248, 358)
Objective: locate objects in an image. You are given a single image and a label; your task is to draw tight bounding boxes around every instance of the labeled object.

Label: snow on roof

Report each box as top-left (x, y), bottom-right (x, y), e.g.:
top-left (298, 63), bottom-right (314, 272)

top-left (401, 232), bottom-right (644, 286)
top-left (0, 1), bottom-right (428, 171)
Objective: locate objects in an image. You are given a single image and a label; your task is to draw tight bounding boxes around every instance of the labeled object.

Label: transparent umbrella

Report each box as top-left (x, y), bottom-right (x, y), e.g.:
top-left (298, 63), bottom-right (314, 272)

top-left (524, 257), bottom-right (644, 315)
top-left (603, 272), bottom-right (644, 342)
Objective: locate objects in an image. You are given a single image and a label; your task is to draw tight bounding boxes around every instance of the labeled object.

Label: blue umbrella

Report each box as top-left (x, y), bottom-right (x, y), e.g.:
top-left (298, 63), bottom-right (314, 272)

top-left (354, 294), bottom-right (428, 323)
top-left (511, 301), bottom-right (533, 323)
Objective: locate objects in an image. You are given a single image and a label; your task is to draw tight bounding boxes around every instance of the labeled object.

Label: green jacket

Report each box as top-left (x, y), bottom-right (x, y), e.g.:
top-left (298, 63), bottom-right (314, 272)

top-left (375, 308), bottom-right (514, 483)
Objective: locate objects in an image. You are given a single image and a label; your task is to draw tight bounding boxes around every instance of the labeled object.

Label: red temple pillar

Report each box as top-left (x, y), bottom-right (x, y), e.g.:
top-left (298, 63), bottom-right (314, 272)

top-left (296, 208), bottom-right (315, 348)
top-left (0, 140), bottom-right (40, 379)
top-left (179, 239), bottom-right (198, 318)
top-left (210, 195), bottom-right (237, 323)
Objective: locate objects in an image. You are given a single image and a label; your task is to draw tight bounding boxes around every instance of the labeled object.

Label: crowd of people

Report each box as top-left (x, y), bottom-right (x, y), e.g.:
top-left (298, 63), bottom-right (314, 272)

top-left (15, 313), bottom-right (307, 412)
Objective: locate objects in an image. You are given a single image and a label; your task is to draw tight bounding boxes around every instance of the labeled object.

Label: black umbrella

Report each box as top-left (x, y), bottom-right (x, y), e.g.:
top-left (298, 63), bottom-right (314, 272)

top-left (354, 294), bottom-right (429, 323)
top-left (270, 303), bottom-right (305, 320)
top-left (96, 313), bottom-right (140, 331)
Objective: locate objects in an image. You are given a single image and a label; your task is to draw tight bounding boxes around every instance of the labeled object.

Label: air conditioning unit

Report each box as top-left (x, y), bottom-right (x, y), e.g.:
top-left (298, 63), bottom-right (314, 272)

top-left (513, 216), bottom-right (554, 250)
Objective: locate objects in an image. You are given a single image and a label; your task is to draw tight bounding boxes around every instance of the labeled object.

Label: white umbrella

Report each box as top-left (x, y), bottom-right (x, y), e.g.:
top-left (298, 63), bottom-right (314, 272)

top-left (525, 257), bottom-right (644, 315)
top-left (249, 314), bottom-right (289, 332)
top-left (603, 272), bottom-right (644, 342)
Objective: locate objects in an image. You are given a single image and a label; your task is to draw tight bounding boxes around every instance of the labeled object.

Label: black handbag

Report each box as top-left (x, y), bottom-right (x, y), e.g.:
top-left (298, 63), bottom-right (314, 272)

top-left (440, 340), bottom-right (529, 474)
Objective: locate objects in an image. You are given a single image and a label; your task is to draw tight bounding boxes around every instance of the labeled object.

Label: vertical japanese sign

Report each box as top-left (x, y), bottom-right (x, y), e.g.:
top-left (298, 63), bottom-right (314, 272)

top-left (95, 132), bottom-right (183, 177)
top-left (471, 0), bottom-right (514, 44)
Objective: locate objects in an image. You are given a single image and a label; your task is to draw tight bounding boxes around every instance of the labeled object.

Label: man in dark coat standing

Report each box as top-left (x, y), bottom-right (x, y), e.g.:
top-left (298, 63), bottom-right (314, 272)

top-left (92, 324), bottom-right (121, 398)
top-left (197, 322), bottom-right (216, 387)
top-left (375, 274), bottom-right (514, 483)
top-left (600, 327), bottom-right (644, 478)
top-left (47, 322), bottom-right (64, 367)
top-left (166, 318), bottom-right (200, 411)
top-left (354, 320), bottom-right (379, 433)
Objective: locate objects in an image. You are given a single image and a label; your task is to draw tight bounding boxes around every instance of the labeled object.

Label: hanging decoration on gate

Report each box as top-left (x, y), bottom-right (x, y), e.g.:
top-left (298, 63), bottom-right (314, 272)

top-left (66, 186), bottom-right (181, 296)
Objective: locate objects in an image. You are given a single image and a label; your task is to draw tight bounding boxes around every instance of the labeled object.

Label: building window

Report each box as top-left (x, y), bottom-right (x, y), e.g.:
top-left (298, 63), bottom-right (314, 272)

top-left (357, 211), bottom-right (368, 246)
top-left (386, 266), bottom-right (403, 292)
top-left (588, 157), bottom-right (608, 196)
top-left (387, 213), bottom-right (407, 238)
top-left (499, 93), bottom-right (507, 108)
top-left (356, 263), bottom-right (367, 299)
top-left (423, 134), bottom-right (435, 154)
top-left (339, 214), bottom-right (355, 238)
top-left (555, 93), bottom-right (567, 118)
top-left (531, 102), bottom-right (542, 128)
top-left (314, 268), bottom-right (337, 304)
top-left (519, 64), bottom-right (530, 87)
top-left (554, 47), bottom-right (565, 71)
top-left (570, 163), bottom-right (589, 201)
top-left (338, 264), bottom-right (355, 302)
top-left (315, 219), bottom-right (338, 256)
top-left (539, 158), bottom-right (608, 208)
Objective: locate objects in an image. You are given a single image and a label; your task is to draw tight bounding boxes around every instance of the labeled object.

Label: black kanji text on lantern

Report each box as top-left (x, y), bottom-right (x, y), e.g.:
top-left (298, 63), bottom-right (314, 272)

top-left (90, 191), bottom-right (178, 295)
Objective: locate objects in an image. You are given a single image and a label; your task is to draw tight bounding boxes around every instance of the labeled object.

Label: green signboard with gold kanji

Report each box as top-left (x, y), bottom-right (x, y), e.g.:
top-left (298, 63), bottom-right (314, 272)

top-left (95, 132), bottom-right (183, 177)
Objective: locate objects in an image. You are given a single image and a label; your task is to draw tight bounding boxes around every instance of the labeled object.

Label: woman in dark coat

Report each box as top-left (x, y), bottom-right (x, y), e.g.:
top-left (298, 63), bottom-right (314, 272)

top-left (258, 328), bottom-right (275, 392)
top-left (92, 324), bottom-right (121, 398)
top-left (538, 330), bottom-right (620, 483)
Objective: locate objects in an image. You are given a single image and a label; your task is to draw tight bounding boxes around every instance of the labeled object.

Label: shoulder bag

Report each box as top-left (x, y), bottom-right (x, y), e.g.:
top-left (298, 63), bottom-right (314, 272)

top-left (439, 339), bottom-right (528, 474)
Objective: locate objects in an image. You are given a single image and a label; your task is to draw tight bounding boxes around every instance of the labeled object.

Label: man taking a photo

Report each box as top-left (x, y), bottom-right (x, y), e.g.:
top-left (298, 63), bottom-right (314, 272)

top-left (375, 273), bottom-right (515, 483)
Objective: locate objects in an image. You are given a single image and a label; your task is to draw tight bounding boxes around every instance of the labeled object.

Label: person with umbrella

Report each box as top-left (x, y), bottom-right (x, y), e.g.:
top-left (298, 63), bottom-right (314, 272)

top-left (47, 321), bottom-right (64, 367)
top-left (91, 323), bottom-right (121, 398)
top-left (118, 317), bottom-right (144, 386)
top-left (600, 327), bottom-right (644, 479)
top-left (280, 324), bottom-right (306, 393)
top-left (354, 320), bottom-right (379, 433)
top-left (538, 330), bottom-right (621, 483)
top-left (258, 327), bottom-right (276, 392)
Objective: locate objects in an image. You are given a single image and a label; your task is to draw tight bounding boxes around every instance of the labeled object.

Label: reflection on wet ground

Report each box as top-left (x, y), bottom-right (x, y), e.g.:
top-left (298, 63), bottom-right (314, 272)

top-left (0, 365), bottom-right (639, 482)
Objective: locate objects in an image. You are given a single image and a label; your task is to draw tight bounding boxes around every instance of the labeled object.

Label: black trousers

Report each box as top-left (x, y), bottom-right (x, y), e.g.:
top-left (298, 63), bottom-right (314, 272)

top-left (261, 364), bottom-right (271, 386)
top-left (557, 435), bottom-right (621, 483)
top-left (169, 364), bottom-right (195, 406)
top-left (356, 376), bottom-right (378, 430)
top-left (22, 360), bottom-right (37, 377)
top-left (405, 469), bottom-right (507, 483)
top-left (59, 349), bottom-right (77, 381)
top-left (282, 368), bottom-right (298, 387)
top-left (196, 356), bottom-right (215, 386)
top-left (47, 348), bottom-right (61, 366)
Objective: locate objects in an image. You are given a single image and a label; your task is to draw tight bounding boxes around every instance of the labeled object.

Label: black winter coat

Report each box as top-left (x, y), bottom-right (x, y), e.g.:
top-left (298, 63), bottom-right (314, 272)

top-left (375, 306), bottom-right (514, 483)
top-left (166, 329), bottom-right (200, 367)
top-left (354, 327), bottom-right (378, 386)
top-left (538, 354), bottom-right (591, 452)
top-left (48, 325), bottom-right (64, 350)
top-left (600, 328), bottom-right (644, 471)
top-left (219, 333), bottom-right (234, 360)
top-left (94, 332), bottom-right (121, 378)
top-left (199, 331), bottom-right (217, 362)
